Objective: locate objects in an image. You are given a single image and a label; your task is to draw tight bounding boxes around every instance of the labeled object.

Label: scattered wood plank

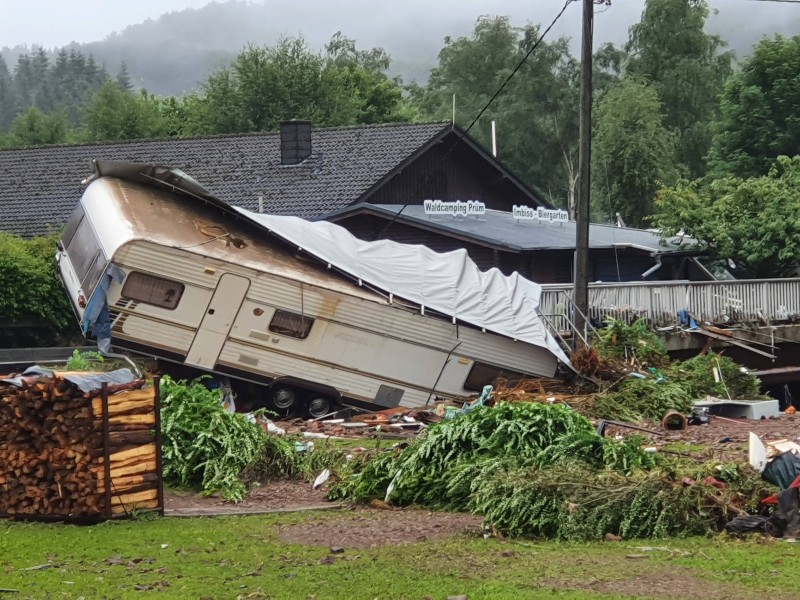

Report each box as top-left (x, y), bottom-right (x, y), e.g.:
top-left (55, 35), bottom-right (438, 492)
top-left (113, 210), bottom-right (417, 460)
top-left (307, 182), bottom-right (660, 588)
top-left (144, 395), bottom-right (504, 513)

top-left (691, 328), bottom-right (776, 358)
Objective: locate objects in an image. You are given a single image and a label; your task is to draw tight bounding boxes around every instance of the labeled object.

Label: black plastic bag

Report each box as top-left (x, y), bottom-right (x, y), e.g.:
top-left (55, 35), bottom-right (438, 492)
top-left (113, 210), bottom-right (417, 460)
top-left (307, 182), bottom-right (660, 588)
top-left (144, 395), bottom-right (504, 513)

top-left (761, 451), bottom-right (800, 489)
top-left (772, 487), bottom-right (800, 538)
top-left (725, 514), bottom-right (772, 535)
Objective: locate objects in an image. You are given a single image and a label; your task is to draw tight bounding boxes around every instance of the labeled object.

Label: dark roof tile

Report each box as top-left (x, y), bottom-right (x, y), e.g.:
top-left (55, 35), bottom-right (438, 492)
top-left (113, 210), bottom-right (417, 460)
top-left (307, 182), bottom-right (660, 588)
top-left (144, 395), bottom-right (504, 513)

top-left (0, 122), bottom-right (450, 238)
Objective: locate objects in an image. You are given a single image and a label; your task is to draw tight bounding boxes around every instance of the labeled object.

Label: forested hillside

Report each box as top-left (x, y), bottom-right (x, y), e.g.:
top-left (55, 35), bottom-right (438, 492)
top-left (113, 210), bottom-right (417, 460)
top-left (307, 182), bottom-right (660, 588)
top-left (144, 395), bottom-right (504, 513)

top-left (1, 0), bottom-right (799, 279)
top-left (2, 0), bottom-right (796, 97)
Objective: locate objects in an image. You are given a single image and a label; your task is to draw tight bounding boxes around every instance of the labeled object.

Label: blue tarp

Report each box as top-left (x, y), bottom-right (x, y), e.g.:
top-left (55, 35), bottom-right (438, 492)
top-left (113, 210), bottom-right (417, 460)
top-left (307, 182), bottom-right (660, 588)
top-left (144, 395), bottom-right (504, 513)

top-left (1, 366), bottom-right (137, 393)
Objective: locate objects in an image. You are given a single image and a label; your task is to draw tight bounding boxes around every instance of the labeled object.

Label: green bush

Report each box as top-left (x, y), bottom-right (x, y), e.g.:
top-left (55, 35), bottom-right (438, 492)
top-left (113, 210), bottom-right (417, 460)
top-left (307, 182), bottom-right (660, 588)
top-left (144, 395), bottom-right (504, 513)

top-left (0, 232), bottom-right (78, 346)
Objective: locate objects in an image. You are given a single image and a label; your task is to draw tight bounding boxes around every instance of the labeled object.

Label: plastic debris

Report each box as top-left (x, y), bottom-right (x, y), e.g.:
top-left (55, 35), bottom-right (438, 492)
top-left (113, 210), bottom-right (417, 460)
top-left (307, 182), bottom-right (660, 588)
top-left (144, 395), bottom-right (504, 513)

top-left (312, 469), bottom-right (331, 490)
top-left (384, 469), bottom-right (403, 503)
top-left (266, 420), bottom-right (286, 435)
top-left (749, 432), bottom-right (768, 473)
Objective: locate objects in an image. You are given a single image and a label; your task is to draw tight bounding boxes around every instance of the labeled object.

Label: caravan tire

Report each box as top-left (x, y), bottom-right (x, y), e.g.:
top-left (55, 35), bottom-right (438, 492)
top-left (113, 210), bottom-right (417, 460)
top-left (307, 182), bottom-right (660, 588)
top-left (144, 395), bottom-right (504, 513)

top-left (271, 387), bottom-right (298, 411)
top-left (307, 395), bottom-right (334, 419)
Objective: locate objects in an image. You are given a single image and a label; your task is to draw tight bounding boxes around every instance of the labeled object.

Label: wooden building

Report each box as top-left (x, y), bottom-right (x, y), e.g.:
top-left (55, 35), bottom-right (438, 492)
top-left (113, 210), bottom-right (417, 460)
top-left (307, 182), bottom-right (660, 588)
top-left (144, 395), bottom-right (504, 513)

top-left (0, 120), bottom-right (707, 283)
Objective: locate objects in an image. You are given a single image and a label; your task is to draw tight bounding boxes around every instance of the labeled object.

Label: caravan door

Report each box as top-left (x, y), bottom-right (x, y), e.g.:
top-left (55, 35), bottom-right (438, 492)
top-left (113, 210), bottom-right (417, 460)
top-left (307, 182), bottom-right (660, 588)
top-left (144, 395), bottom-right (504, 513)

top-left (186, 273), bottom-right (251, 369)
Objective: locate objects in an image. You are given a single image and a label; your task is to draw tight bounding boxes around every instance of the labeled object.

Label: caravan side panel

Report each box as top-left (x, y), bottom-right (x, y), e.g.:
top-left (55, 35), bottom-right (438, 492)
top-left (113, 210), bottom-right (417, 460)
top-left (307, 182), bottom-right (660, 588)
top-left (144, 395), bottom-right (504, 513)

top-left (105, 241), bottom-right (557, 407)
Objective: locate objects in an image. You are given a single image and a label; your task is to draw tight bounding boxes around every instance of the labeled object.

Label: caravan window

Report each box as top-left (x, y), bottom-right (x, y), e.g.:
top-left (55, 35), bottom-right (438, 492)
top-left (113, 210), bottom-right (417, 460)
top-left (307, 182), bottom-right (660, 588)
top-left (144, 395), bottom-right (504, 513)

top-left (122, 272), bottom-right (184, 310)
top-left (269, 309), bottom-right (313, 339)
top-left (64, 204), bottom-right (106, 294)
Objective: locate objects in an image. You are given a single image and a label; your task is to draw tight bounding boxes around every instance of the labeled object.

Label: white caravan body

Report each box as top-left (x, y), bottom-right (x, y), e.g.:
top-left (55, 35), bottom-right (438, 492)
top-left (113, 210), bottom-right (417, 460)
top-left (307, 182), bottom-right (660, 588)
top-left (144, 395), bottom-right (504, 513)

top-left (57, 162), bottom-right (567, 411)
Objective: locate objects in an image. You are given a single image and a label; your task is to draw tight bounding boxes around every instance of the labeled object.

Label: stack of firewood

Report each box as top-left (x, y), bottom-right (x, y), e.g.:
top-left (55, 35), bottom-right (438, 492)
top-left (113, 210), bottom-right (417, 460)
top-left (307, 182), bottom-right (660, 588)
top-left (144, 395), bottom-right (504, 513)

top-left (0, 371), bottom-right (161, 518)
top-left (93, 388), bottom-right (160, 515)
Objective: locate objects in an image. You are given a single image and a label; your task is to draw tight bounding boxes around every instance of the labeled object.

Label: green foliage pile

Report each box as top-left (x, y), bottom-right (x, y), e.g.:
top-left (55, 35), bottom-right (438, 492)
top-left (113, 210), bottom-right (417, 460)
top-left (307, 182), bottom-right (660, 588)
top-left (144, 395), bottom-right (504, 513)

top-left (331, 402), bottom-right (771, 540)
top-left (593, 379), bottom-right (693, 422)
top-left (471, 462), bottom-right (770, 540)
top-left (328, 319), bottom-right (767, 541)
top-left (160, 375), bottom-right (295, 501)
top-left (594, 318), bottom-right (668, 367)
top-left (585, 320), bottom-right (762, 421)
top-left (331, 404), bottom-right (656, 511)
top-left (159, 376), bottom-right (354, 500)
top-left (242, 441), bottom-right (351, 485)
top-left (669, 352), bottom-right (761, 399)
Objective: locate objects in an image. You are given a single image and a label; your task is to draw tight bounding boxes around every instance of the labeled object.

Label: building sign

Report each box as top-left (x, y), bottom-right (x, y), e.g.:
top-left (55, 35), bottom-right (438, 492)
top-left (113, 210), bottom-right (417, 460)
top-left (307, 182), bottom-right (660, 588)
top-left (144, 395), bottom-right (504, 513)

top-left (512, 205), bottom-right (569, 223)
top-left (423, 199), bottom-right (486, 217)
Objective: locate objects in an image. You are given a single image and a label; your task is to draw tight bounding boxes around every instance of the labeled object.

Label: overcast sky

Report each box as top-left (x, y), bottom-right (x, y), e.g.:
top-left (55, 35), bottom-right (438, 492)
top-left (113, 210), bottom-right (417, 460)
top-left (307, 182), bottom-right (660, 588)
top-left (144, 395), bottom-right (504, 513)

top-left (1, 0), bottom-right (797, 51)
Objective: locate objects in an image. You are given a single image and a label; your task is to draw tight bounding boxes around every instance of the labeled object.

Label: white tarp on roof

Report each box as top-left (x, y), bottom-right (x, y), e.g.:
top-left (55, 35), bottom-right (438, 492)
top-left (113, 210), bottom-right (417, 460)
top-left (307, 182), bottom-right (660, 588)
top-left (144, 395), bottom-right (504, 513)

top-left (235, 208), bottom-right (571, 367)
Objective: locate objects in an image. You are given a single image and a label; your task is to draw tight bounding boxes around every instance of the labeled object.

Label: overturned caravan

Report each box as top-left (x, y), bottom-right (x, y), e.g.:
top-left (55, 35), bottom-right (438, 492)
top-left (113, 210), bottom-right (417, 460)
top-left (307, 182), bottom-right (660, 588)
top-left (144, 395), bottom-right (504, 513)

top-left (57, 161), bottom-right (570, 417)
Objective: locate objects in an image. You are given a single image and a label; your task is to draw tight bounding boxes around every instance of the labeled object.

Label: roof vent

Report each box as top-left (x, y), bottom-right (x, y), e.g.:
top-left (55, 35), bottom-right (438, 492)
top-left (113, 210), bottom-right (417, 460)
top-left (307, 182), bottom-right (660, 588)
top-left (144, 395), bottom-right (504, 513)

top-left (280, 120), bottom-right (312, 165)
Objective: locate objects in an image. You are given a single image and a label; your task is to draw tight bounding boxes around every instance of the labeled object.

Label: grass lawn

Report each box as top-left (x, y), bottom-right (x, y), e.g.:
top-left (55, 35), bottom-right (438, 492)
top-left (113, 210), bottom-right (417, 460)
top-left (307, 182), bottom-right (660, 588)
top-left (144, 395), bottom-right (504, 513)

top-left (1, 510), bottom-right (798, 600)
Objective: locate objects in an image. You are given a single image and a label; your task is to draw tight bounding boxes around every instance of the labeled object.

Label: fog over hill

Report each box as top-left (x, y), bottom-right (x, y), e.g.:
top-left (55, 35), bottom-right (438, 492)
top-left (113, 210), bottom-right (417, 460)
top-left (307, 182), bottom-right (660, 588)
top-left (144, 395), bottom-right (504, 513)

top-left (2, 0), bottom-right (798, 96)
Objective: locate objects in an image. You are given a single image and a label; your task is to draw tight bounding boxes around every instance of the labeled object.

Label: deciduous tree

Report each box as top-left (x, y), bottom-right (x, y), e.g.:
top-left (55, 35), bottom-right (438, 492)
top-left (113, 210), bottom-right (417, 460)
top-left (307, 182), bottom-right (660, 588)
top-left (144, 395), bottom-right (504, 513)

top-left (707, 34), bottom-right (800, 179)
top-left (592, 78), bottom-right (677, 227)
top-left (5, 106), bottom-right (71, 146)
top-left (626, 0), bottom-right (732, 178)
top-left (652, 156), bottom-right (800, 278)
top-left (412, 16), bottom-right (582, 207)
top-left (323, 33), bottom-right (409, 125)
top-left (198, 36), bottom-right (407, 134)
top-left (84, 82), bottom-right (165, 141)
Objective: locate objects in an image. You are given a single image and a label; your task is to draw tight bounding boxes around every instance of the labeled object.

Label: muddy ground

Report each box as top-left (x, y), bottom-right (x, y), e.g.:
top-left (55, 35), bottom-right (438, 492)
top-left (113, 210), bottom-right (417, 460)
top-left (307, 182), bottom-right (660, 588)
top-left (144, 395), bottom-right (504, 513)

top-left (159, 412), bottom-right (799, 599)
top-left (165, 484), bottom-right (485, 549)
top-left (638, 412), bottom-right (799, 462)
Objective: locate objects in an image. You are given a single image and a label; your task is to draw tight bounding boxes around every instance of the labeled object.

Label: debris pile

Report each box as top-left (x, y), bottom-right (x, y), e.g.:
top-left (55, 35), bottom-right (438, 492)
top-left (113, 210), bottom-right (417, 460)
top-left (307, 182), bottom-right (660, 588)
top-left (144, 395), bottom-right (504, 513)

top-left (489, 318), bottom-right (766, 425)
top-left (277, 405), bottom-right (438, 441)
top-left (725, 434), bottom-right (800, 538)
top-left (319, 319), bottom-right (795, 540)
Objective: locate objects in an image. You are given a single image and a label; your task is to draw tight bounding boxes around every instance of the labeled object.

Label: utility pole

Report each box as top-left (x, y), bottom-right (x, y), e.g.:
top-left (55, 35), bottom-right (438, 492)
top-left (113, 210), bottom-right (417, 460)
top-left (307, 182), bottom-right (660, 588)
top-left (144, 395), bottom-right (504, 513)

top-left (573, 0), bottom-right (594, 347)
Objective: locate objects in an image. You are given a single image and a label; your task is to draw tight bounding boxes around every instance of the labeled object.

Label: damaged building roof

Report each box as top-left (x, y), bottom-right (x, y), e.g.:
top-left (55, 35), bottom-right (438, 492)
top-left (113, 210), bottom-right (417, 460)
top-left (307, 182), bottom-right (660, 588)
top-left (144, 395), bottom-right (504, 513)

top-left (2, 121), bottom-right (548, 239)
top-left (325, 203), bottom-right (698, 255)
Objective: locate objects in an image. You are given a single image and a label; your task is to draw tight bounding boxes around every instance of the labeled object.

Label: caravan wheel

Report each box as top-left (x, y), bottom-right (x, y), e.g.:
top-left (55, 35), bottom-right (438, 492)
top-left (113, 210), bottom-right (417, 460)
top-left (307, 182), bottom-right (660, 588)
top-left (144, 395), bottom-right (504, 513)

top-left (271, 387), bottom-right (297, 410)
top-left (307, 396), bottom-right (333, 419)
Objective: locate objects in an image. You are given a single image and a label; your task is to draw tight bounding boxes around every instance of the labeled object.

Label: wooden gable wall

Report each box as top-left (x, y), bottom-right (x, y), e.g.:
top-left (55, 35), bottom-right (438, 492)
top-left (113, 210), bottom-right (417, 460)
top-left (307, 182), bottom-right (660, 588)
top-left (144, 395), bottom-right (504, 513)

top-left (362, 137), bottom-right (544, 211)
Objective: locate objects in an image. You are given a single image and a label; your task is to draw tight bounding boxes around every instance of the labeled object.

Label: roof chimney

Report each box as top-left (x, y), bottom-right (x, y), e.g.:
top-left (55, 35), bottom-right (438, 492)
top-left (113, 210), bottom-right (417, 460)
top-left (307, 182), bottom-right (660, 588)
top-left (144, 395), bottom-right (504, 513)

top-left (280, 120), bottom-right (312, 165)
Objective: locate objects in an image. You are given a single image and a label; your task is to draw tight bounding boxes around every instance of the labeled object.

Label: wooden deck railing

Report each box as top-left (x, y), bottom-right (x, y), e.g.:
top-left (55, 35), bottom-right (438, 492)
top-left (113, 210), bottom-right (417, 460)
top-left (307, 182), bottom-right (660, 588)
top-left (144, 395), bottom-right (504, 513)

top-left (539, 278), bottom-right (800, 331)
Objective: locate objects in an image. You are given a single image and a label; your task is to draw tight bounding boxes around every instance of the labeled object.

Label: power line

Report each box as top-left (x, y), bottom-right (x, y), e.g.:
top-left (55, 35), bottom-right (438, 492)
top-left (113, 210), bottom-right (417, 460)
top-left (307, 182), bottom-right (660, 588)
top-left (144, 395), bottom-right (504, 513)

top-left (463, 0), bottom-right (577, 135)
top-left (377, 0), bottom-right (578, 239)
